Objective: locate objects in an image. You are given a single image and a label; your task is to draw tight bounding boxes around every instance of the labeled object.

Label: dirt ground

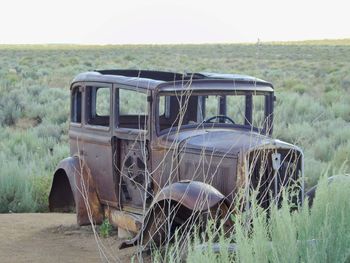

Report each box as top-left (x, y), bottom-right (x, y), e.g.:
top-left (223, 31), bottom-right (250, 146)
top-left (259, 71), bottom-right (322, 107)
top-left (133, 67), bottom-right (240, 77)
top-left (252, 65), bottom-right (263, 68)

top-left (0, 213), bottom-right (148, 263)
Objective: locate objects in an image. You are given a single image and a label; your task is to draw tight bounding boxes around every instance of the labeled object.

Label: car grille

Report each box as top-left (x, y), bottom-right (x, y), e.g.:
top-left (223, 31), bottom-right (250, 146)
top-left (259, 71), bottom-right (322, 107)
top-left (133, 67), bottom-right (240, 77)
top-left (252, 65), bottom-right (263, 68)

top-left (247, 148), bottom-right (302, 209)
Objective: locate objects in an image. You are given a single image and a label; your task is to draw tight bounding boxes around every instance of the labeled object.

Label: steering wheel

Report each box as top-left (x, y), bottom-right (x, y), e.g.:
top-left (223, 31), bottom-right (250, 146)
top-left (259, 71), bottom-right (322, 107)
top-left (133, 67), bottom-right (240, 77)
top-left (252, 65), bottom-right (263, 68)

top-left (204, 115), bottom-right (235, 124)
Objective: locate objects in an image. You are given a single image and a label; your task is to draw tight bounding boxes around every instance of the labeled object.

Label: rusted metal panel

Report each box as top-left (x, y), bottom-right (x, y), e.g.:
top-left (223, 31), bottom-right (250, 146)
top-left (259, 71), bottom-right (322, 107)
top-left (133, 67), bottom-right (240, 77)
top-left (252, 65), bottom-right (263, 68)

top-left (119, 139), bottom-right (150, 208)
top-left (79, 133), bottom-right (117, 204)
top-left (108, 208), bottom-right (142, 234)
top-left (179, 152), bottom-right (238, 203)
top-left (151, 181), bottom-right (226, 211)
top-left (49, 157), bottom-right (103, 225)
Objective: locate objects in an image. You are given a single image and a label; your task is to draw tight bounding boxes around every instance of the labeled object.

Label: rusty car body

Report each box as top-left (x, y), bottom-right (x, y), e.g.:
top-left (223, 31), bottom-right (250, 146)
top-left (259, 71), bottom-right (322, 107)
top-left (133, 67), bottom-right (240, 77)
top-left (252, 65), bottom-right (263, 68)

top-left (49, 70), bottom-right (304, 248)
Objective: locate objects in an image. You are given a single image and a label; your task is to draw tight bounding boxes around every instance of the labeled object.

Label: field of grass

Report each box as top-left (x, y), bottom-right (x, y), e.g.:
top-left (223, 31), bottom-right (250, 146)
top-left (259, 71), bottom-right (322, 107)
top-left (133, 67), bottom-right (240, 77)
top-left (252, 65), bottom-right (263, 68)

top-left (0, 41), bottom-right (349, 213)
top-left (154, 175), bottom-right (350, 262)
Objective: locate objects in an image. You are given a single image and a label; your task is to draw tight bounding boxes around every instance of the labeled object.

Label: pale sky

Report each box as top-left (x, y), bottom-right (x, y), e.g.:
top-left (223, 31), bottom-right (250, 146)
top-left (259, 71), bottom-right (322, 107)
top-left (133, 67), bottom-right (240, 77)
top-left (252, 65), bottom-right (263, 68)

top-left (0, 0), bottom-right (349, 44)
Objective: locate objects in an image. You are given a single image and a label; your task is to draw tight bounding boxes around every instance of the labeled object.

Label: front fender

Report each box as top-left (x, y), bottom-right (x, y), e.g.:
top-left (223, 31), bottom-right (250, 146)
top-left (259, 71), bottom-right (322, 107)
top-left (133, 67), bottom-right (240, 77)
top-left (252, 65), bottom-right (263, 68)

top-left (152, 180), bottom-right (226, 212)
top-left (120, 181), bottom-right (227, 249)
top-left (49, 156), bottom-right (103, 225)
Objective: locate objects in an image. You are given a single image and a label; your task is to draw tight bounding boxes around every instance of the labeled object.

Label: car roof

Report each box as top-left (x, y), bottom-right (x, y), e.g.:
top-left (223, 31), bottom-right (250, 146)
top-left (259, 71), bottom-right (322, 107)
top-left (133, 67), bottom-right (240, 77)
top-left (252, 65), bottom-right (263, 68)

top-left (71, 69), bottom-right (274, 92)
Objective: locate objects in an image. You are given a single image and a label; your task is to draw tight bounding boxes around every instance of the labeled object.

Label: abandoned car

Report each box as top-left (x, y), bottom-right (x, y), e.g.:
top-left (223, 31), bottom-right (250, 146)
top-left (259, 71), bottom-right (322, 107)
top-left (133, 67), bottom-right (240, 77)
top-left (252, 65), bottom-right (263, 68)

top-left (49, 70), bottom-right (304, 248)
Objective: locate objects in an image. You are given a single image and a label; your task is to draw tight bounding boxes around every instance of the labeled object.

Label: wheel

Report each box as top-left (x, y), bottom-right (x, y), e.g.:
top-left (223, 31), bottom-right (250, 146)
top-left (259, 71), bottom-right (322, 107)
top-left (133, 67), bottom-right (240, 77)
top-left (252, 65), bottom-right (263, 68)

top-left (144, 201), bottom-right (233, 249)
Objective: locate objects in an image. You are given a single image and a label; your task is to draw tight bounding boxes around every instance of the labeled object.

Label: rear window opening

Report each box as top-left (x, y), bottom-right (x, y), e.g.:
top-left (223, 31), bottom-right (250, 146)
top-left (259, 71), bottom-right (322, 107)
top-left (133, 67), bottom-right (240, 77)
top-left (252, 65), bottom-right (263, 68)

top-left (86, 86), bottom-right (111, 127)
top-left (71, 86), bottom-right (82, 123)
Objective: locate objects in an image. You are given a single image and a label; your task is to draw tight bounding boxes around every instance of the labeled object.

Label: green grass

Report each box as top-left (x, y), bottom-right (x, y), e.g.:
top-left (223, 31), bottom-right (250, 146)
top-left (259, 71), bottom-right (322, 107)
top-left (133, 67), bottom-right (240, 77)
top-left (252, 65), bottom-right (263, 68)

top-left (99, 218), bottom-right (113, 238)
top-left (0, 41), bottom-right (349, 212)
top-left (155, 175), bottom-right (350, 263)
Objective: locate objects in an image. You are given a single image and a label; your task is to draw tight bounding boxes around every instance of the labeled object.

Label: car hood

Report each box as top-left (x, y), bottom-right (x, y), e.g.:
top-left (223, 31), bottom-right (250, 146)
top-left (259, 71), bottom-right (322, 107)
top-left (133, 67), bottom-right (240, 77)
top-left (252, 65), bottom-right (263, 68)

top-left (160, 128), bottom-right (300, 157)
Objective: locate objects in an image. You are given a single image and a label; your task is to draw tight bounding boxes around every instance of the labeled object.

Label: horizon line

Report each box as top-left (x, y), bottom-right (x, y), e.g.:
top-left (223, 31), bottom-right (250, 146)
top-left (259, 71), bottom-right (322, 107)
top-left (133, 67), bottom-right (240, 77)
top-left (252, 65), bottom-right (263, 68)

top-left (1, 38), bottom-right (350, 46)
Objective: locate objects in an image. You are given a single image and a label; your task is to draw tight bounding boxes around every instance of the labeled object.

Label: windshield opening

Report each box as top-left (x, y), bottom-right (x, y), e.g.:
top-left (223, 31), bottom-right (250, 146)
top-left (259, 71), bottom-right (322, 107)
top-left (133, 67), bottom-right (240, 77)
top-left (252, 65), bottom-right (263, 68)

top-left (157, 91), bottom-right (272, 134)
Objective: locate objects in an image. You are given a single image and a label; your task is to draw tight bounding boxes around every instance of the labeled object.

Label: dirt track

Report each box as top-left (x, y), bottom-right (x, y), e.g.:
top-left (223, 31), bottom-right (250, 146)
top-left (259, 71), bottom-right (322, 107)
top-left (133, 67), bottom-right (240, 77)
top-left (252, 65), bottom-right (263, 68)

top-left (0, 213), bottom-right (144, 263)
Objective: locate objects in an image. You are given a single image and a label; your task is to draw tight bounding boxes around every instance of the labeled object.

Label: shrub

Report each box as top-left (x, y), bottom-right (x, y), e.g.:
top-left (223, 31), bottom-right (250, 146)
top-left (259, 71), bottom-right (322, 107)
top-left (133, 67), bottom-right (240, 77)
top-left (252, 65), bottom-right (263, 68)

top-left (99, 219), bottom-right (113, 238)
top-left (163, 175), bottom-right (350, 263)
top-left (0, 158), bottom-right (37, 213)
top-left (30, 175), bottom-right (52, 212)
top-left (0, 89), bottom-right (26, 126)
top-left (332, 101), bottom-right (350, 122)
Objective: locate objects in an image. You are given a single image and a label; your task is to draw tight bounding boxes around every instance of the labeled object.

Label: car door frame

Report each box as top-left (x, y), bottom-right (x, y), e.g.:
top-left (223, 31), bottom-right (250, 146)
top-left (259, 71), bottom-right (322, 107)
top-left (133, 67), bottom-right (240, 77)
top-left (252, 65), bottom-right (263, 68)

top-left (112, 84), bottom-right (152, 213)
top-left (79, 81), bottom-right (119, 207)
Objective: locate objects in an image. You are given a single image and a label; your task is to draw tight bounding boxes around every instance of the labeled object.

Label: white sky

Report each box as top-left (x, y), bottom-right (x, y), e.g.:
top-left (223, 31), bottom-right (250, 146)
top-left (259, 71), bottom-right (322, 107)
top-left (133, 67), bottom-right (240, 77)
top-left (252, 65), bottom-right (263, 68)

top-left (0, 0), bottom-right (349, 44)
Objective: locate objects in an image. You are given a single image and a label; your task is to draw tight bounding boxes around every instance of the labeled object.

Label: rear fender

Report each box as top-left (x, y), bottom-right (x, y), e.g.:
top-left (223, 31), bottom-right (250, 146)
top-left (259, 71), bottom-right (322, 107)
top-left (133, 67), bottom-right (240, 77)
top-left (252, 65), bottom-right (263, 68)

top-left (49, 156), bottom-right (103, 225)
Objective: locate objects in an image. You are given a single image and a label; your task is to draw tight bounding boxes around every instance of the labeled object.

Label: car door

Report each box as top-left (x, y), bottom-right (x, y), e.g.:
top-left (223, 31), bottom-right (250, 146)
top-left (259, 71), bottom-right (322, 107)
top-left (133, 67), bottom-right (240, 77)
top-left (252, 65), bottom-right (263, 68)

top-left (113, 87), bottom-right (152, 211)
top-left (80, 82), bottom-right (118, 206)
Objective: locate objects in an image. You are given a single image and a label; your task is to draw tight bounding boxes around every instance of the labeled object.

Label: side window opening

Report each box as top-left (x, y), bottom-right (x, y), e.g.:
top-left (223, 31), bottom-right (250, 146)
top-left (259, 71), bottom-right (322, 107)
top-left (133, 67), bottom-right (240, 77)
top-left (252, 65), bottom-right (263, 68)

top-left (252, 95), bottom-right (267, 130)
top-left (118, 89), bottom-right (148, 130)
top-left (158, 96), bottom-right (171, 119)
top-left (204, 95), bottom-right (219, 118)
top-left (226, 95), bottom-right (246, 125)
top-left (71, 87), bottom-right (82, 123)
top-left (86, 86), bottom-right (111, 127)
top-left (96, 88), bottom-right (110, 116)
top-left (158, 94), bottom-right (200, 131)
top-left (158, 96), bottom-right (166, 117)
